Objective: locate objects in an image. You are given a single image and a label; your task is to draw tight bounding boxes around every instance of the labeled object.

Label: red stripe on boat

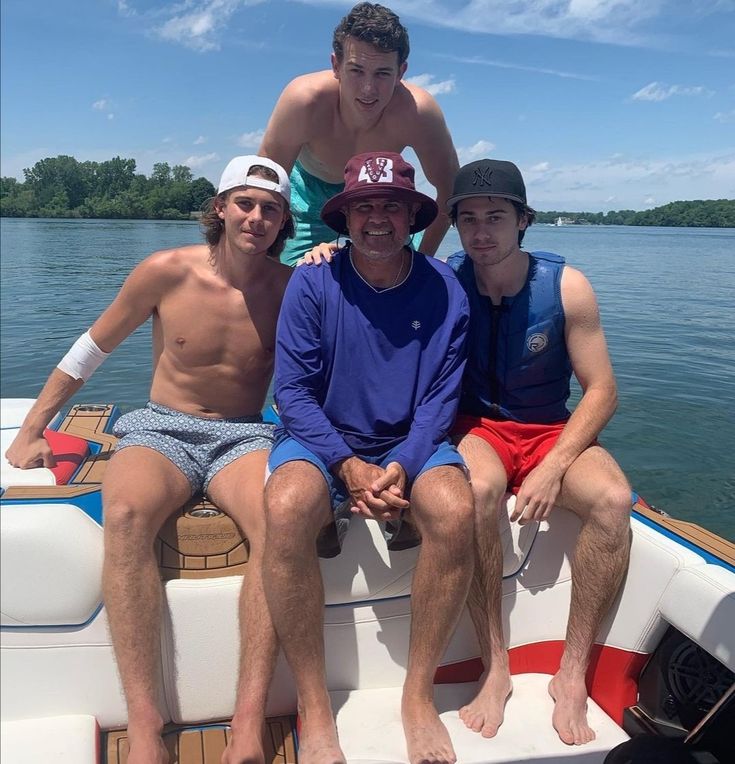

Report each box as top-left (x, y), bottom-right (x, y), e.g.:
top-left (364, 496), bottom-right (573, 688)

top-left (434, 642), bottom-right (649, 724)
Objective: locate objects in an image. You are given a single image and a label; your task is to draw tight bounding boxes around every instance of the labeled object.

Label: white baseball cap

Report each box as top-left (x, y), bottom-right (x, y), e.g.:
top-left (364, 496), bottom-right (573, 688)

top-left (217, 155), bottom-right (291, 205)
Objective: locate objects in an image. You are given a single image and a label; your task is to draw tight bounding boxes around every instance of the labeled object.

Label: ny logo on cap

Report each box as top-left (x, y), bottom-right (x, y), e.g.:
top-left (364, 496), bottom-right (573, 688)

top-left (358, 157), bottom-right (394, 184)
top-left (472, 166), bottom-right (493, 187)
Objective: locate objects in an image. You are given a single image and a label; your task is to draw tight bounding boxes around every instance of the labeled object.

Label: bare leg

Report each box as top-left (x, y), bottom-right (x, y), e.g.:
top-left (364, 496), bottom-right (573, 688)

top-left (401, 466), bottom-right (475, 764)
top-left (102, 447), bottom-right (192, 764)
top-left (207, 450), bottom-right (276, 764)
top-left (456, 435), bottom-right (513, 737)
top-left (549, 446), bottom-right (632, 745)
top-left (262, 462), bottom-right (345, 764)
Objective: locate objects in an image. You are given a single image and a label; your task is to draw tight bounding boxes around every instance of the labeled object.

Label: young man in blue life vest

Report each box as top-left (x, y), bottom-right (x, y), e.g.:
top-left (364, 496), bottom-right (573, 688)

top-left (5, 157), bottom-right (294, 764)
top-left (263, 151), bottom-right (474, 764)
top-left (447, 159), bottom-right (632, 746)
top-left (259, 2), bottom-right (458, 265)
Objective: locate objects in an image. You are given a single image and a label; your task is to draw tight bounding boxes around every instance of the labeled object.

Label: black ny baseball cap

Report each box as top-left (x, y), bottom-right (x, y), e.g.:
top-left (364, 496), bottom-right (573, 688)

top-left (446, 159), bottom-right (527, 210)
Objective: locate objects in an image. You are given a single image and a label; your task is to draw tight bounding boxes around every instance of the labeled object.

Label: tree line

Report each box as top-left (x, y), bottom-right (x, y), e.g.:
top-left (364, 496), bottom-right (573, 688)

top-left (2, 155), bottom-right (733, 227)
top-left (1, 155), bottom-right (216, 220)
top-left (535, 199), bottom-right (734, 228)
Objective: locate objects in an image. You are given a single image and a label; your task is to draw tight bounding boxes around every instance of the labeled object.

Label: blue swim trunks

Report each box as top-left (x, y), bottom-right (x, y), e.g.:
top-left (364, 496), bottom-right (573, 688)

top-left (280, 161), bottom-right (344, 267)
top-left (268, 434), bottom-right (465, 557)
top-left (113, 402), bottom-right (275, 496)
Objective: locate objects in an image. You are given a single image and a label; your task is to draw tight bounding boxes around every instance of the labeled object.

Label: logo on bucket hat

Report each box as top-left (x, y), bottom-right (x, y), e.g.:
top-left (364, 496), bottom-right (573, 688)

top-left (446, 159), bottom-right (527, 210)
top-left (321, 152), bottom-right (438, 235)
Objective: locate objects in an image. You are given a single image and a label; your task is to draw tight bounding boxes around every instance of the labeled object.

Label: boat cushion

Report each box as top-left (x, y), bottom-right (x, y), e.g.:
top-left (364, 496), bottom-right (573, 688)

top-left (1, 428), bottom-right (56, 490)
top-left (660, 563), bottom-right (735, 672)
top-left (0, 398), bottom-right (60, 430)
top-left (0, 714), bottom-right (99, 763)
top-left (321, 495), bottom-right (537, 606)
top-left (0, 426), bottom-right (88, 491)
top-left (0, 503), bottom-right (103, 626)
top-left (332, 676), bottom-right (629, 763)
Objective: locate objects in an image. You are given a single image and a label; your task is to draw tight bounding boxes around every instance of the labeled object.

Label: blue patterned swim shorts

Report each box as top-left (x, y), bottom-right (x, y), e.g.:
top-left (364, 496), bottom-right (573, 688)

top-left (113, 402), bottom-right (275, 495)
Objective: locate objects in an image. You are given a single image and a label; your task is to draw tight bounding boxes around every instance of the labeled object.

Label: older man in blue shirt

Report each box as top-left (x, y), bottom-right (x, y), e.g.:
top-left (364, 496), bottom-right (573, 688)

top-left (263, 151), bottom-right (473, 764)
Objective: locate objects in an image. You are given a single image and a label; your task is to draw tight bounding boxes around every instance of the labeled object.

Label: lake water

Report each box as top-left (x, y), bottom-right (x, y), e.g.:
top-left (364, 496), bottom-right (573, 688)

top-left (1, 218), bottom-right (733, 540)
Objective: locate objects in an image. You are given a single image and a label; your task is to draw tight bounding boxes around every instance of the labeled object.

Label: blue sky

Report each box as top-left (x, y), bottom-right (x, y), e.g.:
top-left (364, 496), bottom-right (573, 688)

top-left (2, 0), bottom-right (733, 211)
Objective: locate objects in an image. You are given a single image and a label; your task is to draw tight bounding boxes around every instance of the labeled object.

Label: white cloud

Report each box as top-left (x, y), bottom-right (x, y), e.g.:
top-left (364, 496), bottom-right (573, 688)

top-left (714, 109), bottom-right (735, 123)
top-left (404, 73), bottom-right (456, 96)
top-left (237, 129), bottom-right (265, 148)
top-left (153, 0), bottom-right (266, 52)
top-left (523, 151), bottom-right (735, 210)
top-left (184, 152), bottom-right (219, 169)
top-left (294, 0), bottom-right (665, 46)
top-left (632, 82), bottom-right (714, 102)
top-left (194, 135), bottom-right (207, 145)
top-left (92, 99), bottom-right (109, 111)
top-left (530, 161), bottom-right (550, 172)
top-left (457, 140), bottom-right (496, 163)
top-left (643, 196), bottom-right (656, 206)
top-left (107, 113), bottom-right (115, 121)
top-left (435, 53), bottom-right (597, 81)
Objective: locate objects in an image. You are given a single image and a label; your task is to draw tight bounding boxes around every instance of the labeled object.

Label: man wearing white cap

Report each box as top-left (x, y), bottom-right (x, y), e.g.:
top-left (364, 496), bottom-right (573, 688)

top-left (6, 156), bottom-right (294, 764)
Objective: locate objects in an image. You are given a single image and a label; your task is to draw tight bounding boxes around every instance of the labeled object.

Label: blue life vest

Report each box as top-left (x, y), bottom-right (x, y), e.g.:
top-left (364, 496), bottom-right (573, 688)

top-left (447, 250), bottom-right (572, 423)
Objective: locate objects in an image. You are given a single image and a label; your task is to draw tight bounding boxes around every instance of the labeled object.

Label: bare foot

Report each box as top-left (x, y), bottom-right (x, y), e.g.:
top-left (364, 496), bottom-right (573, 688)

top-left (459, 668), bottom-right (512, 738)
top-left (297, 711), bottom-right (346, 764)
top-left (125, 729), bottom-right (169, 764)
top-left (222, 716), bottom-right (265, 764)
top-left (402, 697), bottom-right (456, 764)
top-left (548, 672), bottom-right (596, 745)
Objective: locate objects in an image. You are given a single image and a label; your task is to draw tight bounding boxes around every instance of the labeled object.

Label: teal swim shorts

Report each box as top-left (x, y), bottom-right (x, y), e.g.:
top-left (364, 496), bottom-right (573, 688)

top-left (280, 161), bottom-right (344, 267)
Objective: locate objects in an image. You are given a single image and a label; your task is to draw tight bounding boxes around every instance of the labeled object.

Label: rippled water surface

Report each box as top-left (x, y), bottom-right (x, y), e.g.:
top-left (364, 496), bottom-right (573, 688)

top-left (1, 218), bottom-right (733, 539)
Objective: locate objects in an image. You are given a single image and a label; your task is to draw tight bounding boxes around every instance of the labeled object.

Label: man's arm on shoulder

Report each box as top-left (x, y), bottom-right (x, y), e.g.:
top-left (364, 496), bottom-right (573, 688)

top-left (259, 73), bottom-right (324, 173)
top-left (5, 251), bottom-right (177, 468)
top-left (406, 85), bottom-right (460, 257)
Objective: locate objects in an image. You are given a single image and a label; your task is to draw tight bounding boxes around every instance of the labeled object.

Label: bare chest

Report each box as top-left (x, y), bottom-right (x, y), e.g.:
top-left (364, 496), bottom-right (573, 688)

top-left (155, 282), bottom-right (278, 369)
top-left (300, 124), bottom-right (409, 183)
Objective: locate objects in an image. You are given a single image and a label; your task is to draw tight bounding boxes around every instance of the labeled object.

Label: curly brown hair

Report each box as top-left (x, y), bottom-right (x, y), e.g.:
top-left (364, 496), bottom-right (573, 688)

top-left (333, 3), bottom-right (410, 65)
top-left (200, 165), bottom-right (294, 258)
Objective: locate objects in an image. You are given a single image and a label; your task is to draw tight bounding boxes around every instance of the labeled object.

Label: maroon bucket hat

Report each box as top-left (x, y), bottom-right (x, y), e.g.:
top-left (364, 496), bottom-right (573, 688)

top-left (320, 152), bottom-right (438, 235)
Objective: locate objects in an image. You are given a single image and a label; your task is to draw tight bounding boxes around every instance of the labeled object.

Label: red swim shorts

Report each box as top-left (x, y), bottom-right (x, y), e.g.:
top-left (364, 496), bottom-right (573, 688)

top-left (452, 415), bottom-right (568, 493)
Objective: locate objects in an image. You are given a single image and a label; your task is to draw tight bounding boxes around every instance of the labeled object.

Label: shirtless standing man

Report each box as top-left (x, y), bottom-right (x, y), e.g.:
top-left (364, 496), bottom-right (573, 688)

top-left (446, 159), bottom-right (632, 746)
top-left (259, 1), bottom-right (459, 264)
top-left (5, 156), bottom-right (294, 764)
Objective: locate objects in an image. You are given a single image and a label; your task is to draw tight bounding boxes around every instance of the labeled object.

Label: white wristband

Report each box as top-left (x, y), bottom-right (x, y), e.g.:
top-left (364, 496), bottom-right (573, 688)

top-left (57, 331), bottom-right (110, 382)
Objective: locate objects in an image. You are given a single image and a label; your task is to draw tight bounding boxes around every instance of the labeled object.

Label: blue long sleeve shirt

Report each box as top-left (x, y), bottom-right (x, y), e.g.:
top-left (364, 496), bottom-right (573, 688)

top-left (274, 246), bottom-right (469, 483)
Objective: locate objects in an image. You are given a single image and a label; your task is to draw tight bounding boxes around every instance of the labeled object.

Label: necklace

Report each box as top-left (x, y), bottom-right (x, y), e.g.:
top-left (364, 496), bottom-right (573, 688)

top-left (389, 250), bottom-right (407, 287)
top-left (350, 247), bottom-right (410, 292)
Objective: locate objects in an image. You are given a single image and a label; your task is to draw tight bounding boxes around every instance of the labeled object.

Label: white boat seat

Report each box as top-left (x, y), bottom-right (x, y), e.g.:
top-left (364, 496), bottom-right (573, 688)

top-left (333, 675), bottom-right (629, 763)
top-left (0, 504), bottom-right (104, 627)
top-left (0, 714), bottom-right (99, 763)
top-left (660, 563), bottom-right (735, 672)
top-left (321, 495), bottom-right (538, 606)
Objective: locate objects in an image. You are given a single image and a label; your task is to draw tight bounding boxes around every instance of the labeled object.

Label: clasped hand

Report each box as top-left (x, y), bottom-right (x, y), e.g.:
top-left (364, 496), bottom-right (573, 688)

top-left (337, 457), bottom-right (409, 521)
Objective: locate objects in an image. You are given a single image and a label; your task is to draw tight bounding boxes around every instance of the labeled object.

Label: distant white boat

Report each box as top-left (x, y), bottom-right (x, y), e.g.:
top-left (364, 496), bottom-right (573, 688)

top-left (556, 216), bottom-right (564, 226)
